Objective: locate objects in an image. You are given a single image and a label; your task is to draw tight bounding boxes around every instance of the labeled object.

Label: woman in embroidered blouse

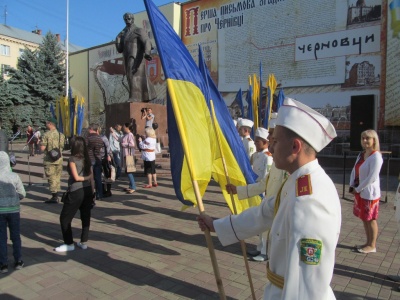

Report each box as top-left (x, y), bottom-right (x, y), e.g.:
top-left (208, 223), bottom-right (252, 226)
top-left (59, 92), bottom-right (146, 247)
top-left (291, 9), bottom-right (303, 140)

top-left (120, 123), bottom-right (137, 194)
top-left (350, 129), bottom-right (383, 254)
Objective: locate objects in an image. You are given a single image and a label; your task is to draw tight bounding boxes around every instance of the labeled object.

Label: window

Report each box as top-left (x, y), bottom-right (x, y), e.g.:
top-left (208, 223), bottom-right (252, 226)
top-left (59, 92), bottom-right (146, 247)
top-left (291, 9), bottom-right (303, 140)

top-left (0, 44), bottom-right (10, 56)
top-left (19, 48), bottom-right (24, 57)
top-left (1, 64), bottom-right (10, 76)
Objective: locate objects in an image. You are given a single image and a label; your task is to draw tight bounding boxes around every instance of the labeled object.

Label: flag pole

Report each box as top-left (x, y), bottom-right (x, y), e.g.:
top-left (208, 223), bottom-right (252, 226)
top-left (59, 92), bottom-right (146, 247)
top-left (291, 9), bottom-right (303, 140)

top-left (166, 81), bottom-right (226, 299)
top-left (210, 100), bottom-right (257, 300)
top-left (192, 180), bottom-right (226, 300)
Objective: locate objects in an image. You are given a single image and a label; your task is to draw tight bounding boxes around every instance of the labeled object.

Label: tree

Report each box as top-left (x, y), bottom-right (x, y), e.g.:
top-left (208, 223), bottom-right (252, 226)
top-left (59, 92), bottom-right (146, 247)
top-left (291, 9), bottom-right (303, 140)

top-left (35, 32), bottom-right (66, 102)
top-left (0, 32), bottom-right (66, 131)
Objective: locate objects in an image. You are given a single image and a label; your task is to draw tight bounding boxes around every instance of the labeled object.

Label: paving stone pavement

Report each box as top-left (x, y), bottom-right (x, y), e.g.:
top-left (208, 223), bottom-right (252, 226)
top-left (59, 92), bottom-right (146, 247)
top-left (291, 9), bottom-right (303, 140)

top-left (2, 144), bottom-right (400, 299)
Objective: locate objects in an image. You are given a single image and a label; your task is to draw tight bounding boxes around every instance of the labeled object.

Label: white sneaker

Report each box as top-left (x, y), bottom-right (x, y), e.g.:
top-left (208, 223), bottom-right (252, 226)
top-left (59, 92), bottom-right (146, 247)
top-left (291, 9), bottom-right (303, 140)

top-left (76, 242), bottom-right (88, 250)
top-left (54, 244), bottom-right (75, 252)
top-left (251, 254), bottom-right (268, 262)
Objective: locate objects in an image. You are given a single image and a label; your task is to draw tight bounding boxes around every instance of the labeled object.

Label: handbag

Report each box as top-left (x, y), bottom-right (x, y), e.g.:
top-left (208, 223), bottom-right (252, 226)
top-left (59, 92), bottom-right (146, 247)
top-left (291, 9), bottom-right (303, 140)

top-left (103, 158), bottom-right (116, 183)
top-left (48, 133), bottom-right (62, 162)
top-left (152, 122), bottom-right (158, 130)
top-left (125, 148), bottom-right (136, 173)
top-left (110, 165), bottom-right (116, 182)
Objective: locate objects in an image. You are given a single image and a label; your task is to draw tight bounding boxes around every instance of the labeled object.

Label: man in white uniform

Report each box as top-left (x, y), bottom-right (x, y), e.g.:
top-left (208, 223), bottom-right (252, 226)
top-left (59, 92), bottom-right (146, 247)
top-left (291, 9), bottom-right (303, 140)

top-left (246, 127), bottom-right (273, 261)
top-left (232, 117), bottom-right (285, 262)
top-left (238, 118), bottom-right (255, 160)
top-left (251, 127), bottom-right (273, 181)
top-left (199, 98), bottom-right (341, 300)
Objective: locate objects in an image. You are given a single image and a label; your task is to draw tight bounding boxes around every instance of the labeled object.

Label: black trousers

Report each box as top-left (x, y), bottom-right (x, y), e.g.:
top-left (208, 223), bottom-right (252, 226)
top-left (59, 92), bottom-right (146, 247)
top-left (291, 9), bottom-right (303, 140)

top-left (59, 186), bottom-right (92, 245)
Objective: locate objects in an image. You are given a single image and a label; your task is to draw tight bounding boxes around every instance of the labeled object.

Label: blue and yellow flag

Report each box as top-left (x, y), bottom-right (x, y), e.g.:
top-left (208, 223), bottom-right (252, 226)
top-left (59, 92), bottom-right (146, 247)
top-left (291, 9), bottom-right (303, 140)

top-left (145, 0), bottom-right (260, 212)
top-left (234, 89), bottom-right (244, 117)
top-left (252, 74), bottom-right (259, 130)
top-left (198, 46), bottom-right (260, 213)
top-left (145, 0), bottom-right (213, 207)
top-left (245, 86), bottom-right (254, 138)
top-left (276, 88), bottom-right (285, 112)
top-left (264, 74), bottom-right (278, 129)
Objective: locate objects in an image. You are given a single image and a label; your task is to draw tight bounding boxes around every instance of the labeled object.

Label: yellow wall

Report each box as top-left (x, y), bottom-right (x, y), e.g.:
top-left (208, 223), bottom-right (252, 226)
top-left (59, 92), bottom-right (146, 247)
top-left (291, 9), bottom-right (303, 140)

top-left (69, 51), bottom-right (89, 100)
top-left (0, 36), bottom-right (38, 78)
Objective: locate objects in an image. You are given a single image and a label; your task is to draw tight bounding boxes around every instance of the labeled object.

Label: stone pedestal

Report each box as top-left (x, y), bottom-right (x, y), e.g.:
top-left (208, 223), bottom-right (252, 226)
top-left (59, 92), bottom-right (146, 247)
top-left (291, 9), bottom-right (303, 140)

top-left (105, 102), bottom-right (168, 146)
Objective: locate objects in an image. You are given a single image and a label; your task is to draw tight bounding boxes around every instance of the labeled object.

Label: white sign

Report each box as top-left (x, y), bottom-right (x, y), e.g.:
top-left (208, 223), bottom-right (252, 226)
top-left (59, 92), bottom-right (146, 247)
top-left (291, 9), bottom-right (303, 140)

top-left (295, 26), bottom-right (381, 61)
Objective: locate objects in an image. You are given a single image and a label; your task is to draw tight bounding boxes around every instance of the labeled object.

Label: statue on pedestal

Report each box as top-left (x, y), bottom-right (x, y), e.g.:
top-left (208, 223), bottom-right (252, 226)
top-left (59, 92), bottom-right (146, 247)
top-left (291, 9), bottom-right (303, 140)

top-left (116, 13), bottom-right (156, 102)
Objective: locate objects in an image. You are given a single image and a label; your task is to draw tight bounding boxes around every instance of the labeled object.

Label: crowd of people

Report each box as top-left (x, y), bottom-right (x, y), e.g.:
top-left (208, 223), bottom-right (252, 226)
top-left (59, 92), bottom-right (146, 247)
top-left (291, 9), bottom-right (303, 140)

top-left (0, 99), bottom-right (397, 298)
top-left (0, 115), bottom-right (161, 267)
top-left (44, 118), bottom-right (161, 254)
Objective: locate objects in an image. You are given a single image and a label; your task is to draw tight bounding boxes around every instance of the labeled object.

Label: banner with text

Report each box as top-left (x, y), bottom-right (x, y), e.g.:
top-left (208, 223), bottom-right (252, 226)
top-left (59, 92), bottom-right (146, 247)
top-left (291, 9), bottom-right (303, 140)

top-left (181, 0), bottom-right (384, 91)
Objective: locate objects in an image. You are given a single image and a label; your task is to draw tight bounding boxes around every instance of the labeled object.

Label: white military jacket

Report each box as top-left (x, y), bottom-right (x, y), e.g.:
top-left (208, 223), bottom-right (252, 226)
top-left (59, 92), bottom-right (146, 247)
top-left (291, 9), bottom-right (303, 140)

top-left (238, 163), bottom-right (285, 200)
top-left (242, 135), bottom-right (256, 160)
top-left (251, 149), bottom-right (273, 182)
top-left (214, 159), bottom-right (341, 300)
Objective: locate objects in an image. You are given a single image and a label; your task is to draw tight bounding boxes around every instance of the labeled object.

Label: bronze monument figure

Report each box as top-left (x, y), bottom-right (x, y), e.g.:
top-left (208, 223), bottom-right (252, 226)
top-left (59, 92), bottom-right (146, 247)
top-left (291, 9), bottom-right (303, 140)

top-left (116, 13), bottom-right (156, 102)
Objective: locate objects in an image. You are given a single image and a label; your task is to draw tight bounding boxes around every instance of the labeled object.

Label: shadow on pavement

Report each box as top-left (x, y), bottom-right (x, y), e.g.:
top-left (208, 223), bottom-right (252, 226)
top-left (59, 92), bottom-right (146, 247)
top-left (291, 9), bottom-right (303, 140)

top-left (17, 218), bottom-right (234, 299)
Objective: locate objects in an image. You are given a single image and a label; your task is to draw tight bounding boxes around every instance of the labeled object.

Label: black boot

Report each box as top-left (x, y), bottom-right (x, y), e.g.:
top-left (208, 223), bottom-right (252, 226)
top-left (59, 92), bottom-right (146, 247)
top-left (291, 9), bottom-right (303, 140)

top-left (103, 184), bottom-right (112, 198)
top-left (45, 193), bottom-right (58, 204)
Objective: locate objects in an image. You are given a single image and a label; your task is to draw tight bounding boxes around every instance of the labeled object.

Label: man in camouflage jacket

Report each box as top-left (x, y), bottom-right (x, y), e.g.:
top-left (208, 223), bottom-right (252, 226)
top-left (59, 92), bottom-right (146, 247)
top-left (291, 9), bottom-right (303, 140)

top-left (40, 117), bottom-right (65, 203)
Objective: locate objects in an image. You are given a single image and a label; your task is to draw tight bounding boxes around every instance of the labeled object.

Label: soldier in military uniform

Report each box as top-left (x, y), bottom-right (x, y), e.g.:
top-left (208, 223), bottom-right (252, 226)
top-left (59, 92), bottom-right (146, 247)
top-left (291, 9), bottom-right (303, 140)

top-left (199, 98), bottom-right (341, 299)
top-left (238, 118), bottom-right (255, 160)
top-left (40, 118), bottom-right (65, 203)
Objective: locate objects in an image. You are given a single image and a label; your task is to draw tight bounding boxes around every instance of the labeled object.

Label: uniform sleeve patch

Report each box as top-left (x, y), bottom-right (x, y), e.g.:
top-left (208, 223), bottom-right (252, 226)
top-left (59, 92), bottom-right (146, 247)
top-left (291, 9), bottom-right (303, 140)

top-left (296, 174), bottom-right (312, 196)
top-left (300, 238), bottom-right (322, 265)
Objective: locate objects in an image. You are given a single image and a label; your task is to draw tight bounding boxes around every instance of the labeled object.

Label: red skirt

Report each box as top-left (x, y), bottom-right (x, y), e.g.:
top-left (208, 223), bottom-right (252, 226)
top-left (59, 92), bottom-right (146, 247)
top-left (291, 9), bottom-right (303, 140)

top-left (353, 193), bottom-right (380, 221)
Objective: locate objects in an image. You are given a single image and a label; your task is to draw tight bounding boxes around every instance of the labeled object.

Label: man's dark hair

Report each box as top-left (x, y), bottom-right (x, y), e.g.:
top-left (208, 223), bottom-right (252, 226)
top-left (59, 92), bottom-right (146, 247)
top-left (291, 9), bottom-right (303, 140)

top-left (70, 136), bottom-right (92, 175)
top-left (282, 126), bottom-right (316, 155)
top-left (89, 123), bottom-right (99, 132)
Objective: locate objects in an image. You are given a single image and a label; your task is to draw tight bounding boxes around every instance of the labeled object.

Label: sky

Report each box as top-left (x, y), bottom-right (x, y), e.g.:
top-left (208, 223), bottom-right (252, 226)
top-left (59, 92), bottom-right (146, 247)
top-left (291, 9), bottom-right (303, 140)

top-left (0, 0), bottom-right (184, 48)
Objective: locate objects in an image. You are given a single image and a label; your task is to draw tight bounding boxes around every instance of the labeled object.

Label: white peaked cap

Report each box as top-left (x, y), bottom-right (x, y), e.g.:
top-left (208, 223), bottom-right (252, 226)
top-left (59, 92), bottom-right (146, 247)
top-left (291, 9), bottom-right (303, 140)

top-left (238, 118), bottom-right (254, 128)
top-left (233, 119), bottom-right (237, 126)
top-left (255, 127), bottom-right (269, 140)
top-left (269, 112), bottom-right (278, 129)
top-left (276, 98), bottom-right (337, 152)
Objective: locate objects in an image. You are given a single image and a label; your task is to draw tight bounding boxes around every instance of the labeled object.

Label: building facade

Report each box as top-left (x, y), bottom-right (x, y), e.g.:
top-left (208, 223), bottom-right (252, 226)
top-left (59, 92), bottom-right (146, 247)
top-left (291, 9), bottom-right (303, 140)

top-left (0, 24), bottom-right (82, 78)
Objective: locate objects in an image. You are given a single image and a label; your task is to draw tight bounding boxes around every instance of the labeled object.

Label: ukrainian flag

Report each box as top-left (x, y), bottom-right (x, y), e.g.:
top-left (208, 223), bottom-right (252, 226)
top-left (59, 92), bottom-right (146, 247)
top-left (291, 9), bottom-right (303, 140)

top-left (198, 46), bottom-right (260, 213)
top-left (145, 0), bottom-right (260, 212)
top-left (145, 0), bottom-right (213, 207)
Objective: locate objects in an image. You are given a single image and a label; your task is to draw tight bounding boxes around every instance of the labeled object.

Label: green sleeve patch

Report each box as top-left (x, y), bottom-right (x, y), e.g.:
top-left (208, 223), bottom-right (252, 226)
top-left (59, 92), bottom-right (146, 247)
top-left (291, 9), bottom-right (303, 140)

top-left (300, 238), bottom-right (322, 265)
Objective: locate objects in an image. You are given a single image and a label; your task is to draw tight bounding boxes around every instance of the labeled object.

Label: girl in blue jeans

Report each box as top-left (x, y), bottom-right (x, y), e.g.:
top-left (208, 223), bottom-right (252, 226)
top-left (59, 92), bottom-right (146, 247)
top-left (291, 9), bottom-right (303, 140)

top-left (0, 151), bottom-right (26, 273)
